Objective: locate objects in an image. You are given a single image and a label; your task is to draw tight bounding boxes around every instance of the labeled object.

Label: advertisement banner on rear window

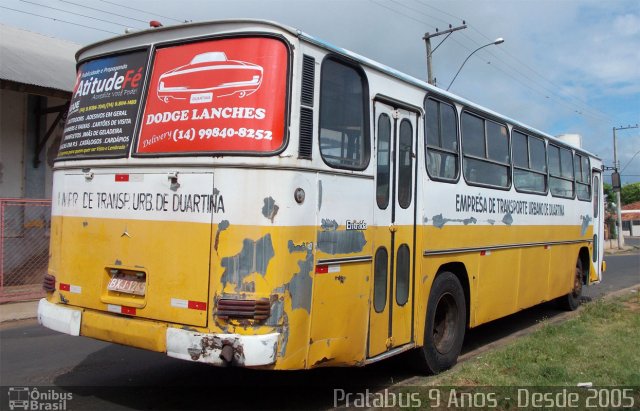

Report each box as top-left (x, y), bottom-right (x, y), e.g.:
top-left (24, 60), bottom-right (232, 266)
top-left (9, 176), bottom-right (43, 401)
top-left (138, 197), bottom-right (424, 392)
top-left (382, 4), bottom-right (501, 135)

top-left (57, 50), bottom-right (149, 159)
top-left (136, 37), bottom-right (288, 155)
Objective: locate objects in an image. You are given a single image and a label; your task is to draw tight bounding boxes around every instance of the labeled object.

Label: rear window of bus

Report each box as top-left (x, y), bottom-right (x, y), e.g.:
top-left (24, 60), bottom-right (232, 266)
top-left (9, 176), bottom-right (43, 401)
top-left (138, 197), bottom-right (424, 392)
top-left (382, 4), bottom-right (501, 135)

top-left (136, 36), bottom-right (289, 156)
top-left (57, 49), bottom-right (149, 160)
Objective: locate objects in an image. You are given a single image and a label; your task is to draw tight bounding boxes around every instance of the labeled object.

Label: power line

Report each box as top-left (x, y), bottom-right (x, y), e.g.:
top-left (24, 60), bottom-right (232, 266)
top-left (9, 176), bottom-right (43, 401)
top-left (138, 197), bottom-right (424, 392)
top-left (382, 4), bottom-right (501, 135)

top-left (621, 149), bottom-right (640, 173)
top-left (408, 0), bottom-right (611, 121)
top-left (58, 0), bottom-right (149, 24)
top-left (98, 0), bottom-right (187, 23)
top-left (0, 6), bottom-right (119, 34)
top-left (19, 0), bottom-right (143, 29)
top-left (378, 0), bottom-right (612, 122)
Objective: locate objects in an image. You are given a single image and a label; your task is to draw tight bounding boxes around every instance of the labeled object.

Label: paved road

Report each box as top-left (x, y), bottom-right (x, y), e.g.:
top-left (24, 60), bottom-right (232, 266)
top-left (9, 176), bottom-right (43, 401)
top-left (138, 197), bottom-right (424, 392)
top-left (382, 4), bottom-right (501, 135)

top-left (1, 252), bottom-right (638, 410)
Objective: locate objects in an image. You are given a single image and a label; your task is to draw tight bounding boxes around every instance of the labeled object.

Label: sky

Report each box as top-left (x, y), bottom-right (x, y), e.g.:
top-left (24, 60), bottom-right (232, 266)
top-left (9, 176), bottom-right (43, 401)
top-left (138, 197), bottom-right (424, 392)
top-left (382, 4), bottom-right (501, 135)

top-left (1, 0), bottom-right (639, 184)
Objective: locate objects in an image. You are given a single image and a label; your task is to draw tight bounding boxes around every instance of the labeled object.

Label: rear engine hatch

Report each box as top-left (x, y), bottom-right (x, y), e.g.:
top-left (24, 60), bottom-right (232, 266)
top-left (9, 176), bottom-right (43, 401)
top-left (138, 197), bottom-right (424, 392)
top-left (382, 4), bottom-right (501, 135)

top-left (54, 169), bottom-right (216, 327)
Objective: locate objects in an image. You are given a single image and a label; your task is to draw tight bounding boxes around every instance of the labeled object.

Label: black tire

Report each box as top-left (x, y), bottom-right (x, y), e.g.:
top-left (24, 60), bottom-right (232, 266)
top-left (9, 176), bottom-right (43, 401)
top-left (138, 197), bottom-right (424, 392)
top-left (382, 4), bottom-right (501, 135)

top-left (415, 271), bottom-right (466, 374)
top-left (560, 257), bottom-right (584, 311)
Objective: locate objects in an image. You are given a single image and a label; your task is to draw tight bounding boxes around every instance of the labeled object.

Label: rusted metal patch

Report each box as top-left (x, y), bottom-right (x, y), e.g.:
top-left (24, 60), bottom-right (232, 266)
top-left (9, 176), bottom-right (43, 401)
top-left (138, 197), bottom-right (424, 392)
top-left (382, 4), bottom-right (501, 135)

top-left (214, 220), bottom-right (230, 252)
top-left (288, 240), bottom-right (312, 253)
top-left (316, 230), bottom-right (366, 254)
top-left (580, 214), bottom-right (592, 236)
top-left (286, 249), bottom-right (314, 312)
top-left (432, 214), bottom-right (478, 228)
top-left (220, 234), bottom-right (274, 291)
top-left (278, 312), bottom-right (289, 357)
top-left (265, 296), bottom-right (285, 327)
top-left (321, 218), bottom-right (338, 231)
top-left (262, 196), bottom-right (279, 223)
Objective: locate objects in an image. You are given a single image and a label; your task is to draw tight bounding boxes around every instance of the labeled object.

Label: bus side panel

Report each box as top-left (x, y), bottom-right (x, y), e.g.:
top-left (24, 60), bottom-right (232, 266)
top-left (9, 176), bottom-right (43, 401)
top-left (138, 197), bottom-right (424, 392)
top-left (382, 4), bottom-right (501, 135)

top-left (207, 168), bottom-right (318, 370)
top-left (517, 245), bottom-right (551, 309)
top-left (307, 174), bottom-right (373, 368)
top-left (415, 253), bottom-right (477, 344)
top-left (546, 243), bottom-right (581, 302)
top-left (475, 249), bottom-right (520, 325)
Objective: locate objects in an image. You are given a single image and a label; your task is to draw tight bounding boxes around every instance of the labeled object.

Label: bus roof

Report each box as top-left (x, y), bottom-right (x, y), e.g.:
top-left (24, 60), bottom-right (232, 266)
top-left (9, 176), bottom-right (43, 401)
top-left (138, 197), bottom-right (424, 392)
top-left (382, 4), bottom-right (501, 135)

top-left (77, 18), bottom-right (600, 160)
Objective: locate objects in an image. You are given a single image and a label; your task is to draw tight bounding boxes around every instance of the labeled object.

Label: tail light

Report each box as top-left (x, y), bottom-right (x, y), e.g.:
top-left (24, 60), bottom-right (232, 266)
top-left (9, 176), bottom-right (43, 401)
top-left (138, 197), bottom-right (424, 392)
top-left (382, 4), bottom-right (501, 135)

top-left (43, 274), bottom-right (56, 292)
top-left (216, 298), bottom-right (270, 321)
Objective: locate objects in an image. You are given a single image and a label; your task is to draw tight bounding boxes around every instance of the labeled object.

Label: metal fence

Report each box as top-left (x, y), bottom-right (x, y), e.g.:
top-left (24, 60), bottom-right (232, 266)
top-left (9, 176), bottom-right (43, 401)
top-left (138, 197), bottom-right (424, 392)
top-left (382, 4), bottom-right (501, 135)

top-left (0, 198), bottom-right (51, 303)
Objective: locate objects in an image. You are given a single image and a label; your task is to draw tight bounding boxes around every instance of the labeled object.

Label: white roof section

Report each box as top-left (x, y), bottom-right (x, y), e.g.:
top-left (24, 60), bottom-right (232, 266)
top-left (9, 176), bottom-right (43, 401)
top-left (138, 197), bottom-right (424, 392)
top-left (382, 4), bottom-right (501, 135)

top-left (0, 24), bottom-right (80, 93)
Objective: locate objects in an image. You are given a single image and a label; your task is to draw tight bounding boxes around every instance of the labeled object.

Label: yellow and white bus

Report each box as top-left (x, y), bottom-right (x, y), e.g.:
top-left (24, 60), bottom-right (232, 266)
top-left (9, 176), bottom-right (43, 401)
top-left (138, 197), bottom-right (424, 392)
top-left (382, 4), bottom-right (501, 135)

top-left (39, 19), bottom-right (604, 373)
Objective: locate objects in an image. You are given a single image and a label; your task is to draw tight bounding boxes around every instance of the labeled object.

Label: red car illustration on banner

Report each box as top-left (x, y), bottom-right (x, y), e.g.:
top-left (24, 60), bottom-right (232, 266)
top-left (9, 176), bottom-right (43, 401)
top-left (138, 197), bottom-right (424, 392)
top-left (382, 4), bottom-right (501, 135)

top-left (157, 51), bottom-right (263, 103)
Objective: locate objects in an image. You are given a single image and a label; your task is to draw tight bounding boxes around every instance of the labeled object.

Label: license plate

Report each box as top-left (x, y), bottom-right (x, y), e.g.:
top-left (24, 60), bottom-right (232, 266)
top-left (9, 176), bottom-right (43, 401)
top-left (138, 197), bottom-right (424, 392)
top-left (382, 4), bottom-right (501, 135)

top-left (108, 273), bottom-right (146, 296)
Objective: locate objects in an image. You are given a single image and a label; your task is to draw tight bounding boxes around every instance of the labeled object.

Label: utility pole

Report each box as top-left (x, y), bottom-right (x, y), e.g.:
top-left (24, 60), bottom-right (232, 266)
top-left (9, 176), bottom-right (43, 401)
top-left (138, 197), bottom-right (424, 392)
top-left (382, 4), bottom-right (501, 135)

top-left (612, 124), bottom-right (639, 249)
top-left (423, 23), bottom-right (467, 85)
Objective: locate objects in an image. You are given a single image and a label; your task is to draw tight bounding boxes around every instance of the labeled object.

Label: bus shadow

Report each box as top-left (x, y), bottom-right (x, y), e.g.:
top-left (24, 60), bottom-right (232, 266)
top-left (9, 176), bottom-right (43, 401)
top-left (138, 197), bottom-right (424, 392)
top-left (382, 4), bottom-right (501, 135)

top-left (53, 300), bottom-right (576, 409)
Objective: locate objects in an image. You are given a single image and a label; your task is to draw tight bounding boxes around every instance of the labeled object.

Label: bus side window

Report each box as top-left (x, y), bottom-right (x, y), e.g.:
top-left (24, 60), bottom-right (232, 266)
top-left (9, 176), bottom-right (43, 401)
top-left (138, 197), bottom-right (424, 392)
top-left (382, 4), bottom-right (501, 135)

top-left (461, 111), bottom-right (510, 188)
top-left (319, 57), bottom-right (370, 170)
top-left (513, 130), bottom-right (547, 194)
top-left (425, 97), bottom-right (458, 181)
top-left (549, 144), bottom-right (575, 198)
top-left (574, 153), bottom-right (591, 201)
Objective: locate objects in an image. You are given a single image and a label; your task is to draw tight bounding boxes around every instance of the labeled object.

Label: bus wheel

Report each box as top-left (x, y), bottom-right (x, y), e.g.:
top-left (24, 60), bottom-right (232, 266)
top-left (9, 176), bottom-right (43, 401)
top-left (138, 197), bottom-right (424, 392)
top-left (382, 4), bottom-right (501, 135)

top-left (416, 272), bottom-right (466, 374)
top-left (560, 258), bottom-right (584, 311)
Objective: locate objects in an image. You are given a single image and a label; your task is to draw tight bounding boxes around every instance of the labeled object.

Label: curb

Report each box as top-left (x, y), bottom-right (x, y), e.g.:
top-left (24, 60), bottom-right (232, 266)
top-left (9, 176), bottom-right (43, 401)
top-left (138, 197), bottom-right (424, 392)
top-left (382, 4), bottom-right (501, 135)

top-left (0, 299), bottom-right (40, 323)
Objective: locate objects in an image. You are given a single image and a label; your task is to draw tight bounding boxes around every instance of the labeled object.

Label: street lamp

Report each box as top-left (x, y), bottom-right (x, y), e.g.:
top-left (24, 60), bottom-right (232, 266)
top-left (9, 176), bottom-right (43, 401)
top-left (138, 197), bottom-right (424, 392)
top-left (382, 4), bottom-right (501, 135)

top-left (446, 38), bottom-right (504, 91)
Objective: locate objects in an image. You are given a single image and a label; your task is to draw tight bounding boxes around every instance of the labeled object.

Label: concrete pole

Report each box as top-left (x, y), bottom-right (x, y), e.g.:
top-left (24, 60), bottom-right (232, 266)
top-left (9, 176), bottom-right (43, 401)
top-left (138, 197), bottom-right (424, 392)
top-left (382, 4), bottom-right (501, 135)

top-left (613, 127), bottom-right (625, 249)
top-left (425, 37), bottom-right (434, 85)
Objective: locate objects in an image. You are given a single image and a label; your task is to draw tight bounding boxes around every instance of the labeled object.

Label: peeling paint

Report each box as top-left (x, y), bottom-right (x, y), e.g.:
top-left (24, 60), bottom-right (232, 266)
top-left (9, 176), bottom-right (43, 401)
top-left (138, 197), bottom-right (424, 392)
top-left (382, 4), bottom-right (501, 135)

top-left (241, 281), bottom-right (256, 293)
top-left (502, 213), bottom-right (513, 226)
top-left (335, 275), bottom-right (346, 284)
top-left (432, 214), bottom-right (478, 228)
top-left (317, 230), bottom-right (366, 254)
top-left (82, 221), bottom-right (88, 227)
top-left (278, 312), bottom-right (289, 357)
top-left (487, 219), bottom-right (496, 225)
top-left (262, 197), bottom-right (279, 223)
top-left (313, 357), bottom-right (332, 366)
top-left (320, 218), bottom-right (338, 231)
top-left (214, 220), bottom-right (230, 252)
top-left (580, 214), bottom-right (592, 236)
top-left (286, 249), bottom-right (314, 312)
top-left (287, 240), bottom-right (312, 253)
top-left (266, 297), bottom-right (284, 327)
top-left (220, 234), bottom-right (274, 291)
top-left (114, 259), bottom-right (122, 266)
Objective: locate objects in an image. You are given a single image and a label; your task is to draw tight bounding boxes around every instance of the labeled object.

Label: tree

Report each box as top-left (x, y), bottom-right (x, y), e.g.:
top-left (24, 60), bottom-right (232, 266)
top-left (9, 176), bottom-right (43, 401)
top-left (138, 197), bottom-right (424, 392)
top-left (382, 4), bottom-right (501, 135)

top-left (603, 182), bottom-right (614, 204)
top-left (620, 182), bottom-right (640, 205)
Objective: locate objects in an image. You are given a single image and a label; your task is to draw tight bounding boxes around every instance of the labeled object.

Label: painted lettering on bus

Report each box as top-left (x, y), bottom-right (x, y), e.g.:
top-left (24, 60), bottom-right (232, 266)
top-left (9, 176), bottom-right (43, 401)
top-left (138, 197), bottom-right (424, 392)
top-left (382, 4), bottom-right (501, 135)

top-left (455, 194), bottom-right (565, 217)
top-left (60, 191), bottom-right (226, 214)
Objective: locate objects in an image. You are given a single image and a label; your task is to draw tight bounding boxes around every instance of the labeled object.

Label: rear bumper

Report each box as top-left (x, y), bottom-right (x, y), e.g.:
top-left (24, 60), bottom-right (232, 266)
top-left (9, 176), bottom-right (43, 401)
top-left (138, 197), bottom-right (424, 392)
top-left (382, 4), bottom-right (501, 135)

top-left (37, 298), bottom-right (279, 367)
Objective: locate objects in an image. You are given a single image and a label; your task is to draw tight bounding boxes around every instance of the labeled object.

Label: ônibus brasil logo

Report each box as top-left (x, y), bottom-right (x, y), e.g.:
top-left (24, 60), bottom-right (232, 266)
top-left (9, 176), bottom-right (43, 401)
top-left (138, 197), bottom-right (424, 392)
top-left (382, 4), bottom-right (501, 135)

top-left (7, 387), bottom-right (72, 410)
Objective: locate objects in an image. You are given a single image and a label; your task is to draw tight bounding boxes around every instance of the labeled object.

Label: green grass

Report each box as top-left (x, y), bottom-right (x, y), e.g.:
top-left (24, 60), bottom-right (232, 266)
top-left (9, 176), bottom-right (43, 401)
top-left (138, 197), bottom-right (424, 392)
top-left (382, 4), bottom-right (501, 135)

top-left (429, 291), bottom-right (640, 386)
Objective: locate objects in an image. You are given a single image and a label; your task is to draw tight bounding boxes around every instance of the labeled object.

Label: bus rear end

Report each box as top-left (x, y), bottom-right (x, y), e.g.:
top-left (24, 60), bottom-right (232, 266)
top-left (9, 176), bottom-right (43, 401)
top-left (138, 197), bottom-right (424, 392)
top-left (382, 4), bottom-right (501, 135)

top-left (39, 21), bottom-right (311, 369)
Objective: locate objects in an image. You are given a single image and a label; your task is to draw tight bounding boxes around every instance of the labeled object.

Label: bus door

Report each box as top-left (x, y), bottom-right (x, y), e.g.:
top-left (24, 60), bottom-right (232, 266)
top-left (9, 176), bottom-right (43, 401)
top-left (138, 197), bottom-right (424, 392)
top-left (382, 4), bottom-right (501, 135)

top-left (368, 101), bottom-right (418, 358)
top-left (591, 169), bottom-right (604, 282)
